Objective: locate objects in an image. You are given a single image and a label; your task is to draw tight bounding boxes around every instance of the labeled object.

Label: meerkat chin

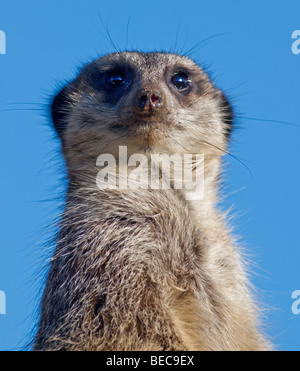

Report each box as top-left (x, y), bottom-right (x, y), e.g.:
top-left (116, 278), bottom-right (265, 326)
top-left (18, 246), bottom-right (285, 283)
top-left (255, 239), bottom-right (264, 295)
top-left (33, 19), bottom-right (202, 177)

top-left (34, 51), bottom-right (270, 351)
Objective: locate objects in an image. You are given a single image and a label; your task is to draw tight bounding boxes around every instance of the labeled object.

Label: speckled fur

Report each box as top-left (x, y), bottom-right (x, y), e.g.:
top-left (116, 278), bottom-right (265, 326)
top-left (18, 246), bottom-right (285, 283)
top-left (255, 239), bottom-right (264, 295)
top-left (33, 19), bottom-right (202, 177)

top-left (34, 52), bottom-right (270, 351)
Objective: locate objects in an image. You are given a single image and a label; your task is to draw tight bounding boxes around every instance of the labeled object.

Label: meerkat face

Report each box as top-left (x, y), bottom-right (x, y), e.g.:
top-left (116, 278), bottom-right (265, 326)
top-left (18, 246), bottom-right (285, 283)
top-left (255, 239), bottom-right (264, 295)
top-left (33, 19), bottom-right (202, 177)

top-left (51, 52), bottom-right (233, 168)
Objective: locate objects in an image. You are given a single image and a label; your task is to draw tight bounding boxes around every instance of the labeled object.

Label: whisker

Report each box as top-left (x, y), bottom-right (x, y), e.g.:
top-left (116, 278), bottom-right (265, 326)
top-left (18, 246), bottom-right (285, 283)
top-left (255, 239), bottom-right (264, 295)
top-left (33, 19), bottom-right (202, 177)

top-left (0, 108), bottom-right (44, 112)
top-left (0, 102), bottom-right (44, 106)
top-left (174, 21), bottom-right (182, 52)
top-left (183, 32), bottom-right (233, 57)
top-left (171, 123), bottom-right (253, 178)
top-left (97, 13), bottom-right (119, 53)
top-left (200, 139), bottom-right (253, 178)
top-left (125, 17), bottom-right (131, 49)
top-left (235, 115), bottom-right (299, 128)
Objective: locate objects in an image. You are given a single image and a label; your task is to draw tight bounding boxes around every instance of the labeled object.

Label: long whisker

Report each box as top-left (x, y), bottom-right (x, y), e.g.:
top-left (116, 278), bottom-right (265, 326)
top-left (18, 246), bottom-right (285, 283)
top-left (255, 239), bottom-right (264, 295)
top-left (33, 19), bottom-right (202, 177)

top-left (0, 102), bottom-right (43, 106)
top-left (200, 139), bottom-right (253, 178)
top-left (171, 124), bottom-right (253, 178)
top-left (174, 22), bottom-right (182, 52)
top-left (183, 32), bottom-right (233, 57)
top-left (0, 108), bottom-right (44, 112)
top-left (97, 13), bottom-right (119, 53)
top-left (125, 17), bottom-right (131, 49)
top-left (235, 115), bottom-right (299, 128)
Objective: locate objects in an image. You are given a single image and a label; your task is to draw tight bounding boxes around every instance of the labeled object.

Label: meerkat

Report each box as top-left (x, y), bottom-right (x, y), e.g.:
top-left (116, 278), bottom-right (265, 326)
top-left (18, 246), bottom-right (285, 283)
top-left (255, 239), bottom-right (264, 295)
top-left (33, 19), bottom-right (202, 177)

top-left (34, 51), bottom-right (270, 351)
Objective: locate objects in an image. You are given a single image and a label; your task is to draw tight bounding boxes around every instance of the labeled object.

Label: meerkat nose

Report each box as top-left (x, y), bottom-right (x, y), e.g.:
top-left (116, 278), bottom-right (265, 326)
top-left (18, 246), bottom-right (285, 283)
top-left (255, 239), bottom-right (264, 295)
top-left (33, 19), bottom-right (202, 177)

top-left (135, 88), bottom-right (164, 114)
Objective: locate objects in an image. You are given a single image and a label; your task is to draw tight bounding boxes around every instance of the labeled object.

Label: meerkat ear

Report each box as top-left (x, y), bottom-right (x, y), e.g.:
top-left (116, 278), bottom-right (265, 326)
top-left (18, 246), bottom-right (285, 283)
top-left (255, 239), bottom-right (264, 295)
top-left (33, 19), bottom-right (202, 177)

top-left (220, 93), bottom-right (234, 141)
top-left (51, 83), bottom-right (75, 139)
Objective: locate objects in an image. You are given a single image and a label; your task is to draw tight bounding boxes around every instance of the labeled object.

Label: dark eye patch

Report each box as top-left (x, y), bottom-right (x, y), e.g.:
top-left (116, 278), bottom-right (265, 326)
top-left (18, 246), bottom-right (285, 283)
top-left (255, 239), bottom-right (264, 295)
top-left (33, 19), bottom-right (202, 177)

top-left (106, 71), bottom-right (126, 87)
top-left (84, 63), bottom-right (134, 105)
top-left (85, 63), bottom-right (133, 91)
top-left (104, 69), bottom-right (127, 89)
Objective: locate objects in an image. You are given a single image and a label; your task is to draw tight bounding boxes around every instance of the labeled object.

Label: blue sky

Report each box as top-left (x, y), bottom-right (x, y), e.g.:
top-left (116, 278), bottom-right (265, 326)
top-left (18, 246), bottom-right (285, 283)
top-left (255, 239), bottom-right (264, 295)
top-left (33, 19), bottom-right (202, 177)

top-left (0, 0), bottom-right (299, 351)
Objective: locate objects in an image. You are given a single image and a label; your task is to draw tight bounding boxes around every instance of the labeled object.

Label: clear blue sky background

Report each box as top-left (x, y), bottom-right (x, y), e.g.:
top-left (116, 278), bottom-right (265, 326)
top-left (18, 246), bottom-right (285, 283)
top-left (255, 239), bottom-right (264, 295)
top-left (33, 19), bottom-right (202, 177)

top-left (0, 0), bottom-right (299, 351)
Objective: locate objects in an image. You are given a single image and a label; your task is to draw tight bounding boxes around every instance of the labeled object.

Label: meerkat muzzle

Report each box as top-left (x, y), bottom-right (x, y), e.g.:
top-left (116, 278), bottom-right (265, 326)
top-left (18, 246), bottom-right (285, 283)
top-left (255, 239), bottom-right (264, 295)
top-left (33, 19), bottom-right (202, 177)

top-left (134, 88), bottom-right (164, 115)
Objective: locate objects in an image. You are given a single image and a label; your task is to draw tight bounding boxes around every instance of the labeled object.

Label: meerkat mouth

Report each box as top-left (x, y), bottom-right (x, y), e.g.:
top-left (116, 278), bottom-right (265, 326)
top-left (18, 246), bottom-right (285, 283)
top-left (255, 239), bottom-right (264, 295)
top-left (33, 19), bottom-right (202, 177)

top-left (110, 116), bottom-right (173, 137)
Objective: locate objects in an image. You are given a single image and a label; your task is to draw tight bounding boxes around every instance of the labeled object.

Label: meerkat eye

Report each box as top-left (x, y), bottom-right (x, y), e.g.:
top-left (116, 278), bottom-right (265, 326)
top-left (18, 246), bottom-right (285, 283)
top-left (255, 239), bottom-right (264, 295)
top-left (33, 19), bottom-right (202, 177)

top-left (171, 72), bottom-right (191, 91)
top-left (105, 70), bottom-right (126, 88)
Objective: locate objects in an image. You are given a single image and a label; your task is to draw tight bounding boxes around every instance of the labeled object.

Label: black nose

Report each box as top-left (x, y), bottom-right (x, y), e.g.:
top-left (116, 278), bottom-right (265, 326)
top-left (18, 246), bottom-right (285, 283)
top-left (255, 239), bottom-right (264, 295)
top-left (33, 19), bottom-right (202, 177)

top-left (135, 88), bottom-right (164, 114)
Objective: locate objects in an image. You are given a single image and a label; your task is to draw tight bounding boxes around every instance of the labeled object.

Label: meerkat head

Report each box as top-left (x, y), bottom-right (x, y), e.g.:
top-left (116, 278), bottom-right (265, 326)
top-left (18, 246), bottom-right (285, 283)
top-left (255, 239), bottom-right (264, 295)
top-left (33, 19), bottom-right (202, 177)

top-left (51, 52), bottom-right (233, 181)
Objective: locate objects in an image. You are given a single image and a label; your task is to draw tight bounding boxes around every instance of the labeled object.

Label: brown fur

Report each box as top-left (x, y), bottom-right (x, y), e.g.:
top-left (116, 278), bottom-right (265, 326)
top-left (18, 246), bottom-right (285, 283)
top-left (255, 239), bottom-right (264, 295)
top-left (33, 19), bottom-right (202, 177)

top-left (34, 52), bottom-right (270, 351)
